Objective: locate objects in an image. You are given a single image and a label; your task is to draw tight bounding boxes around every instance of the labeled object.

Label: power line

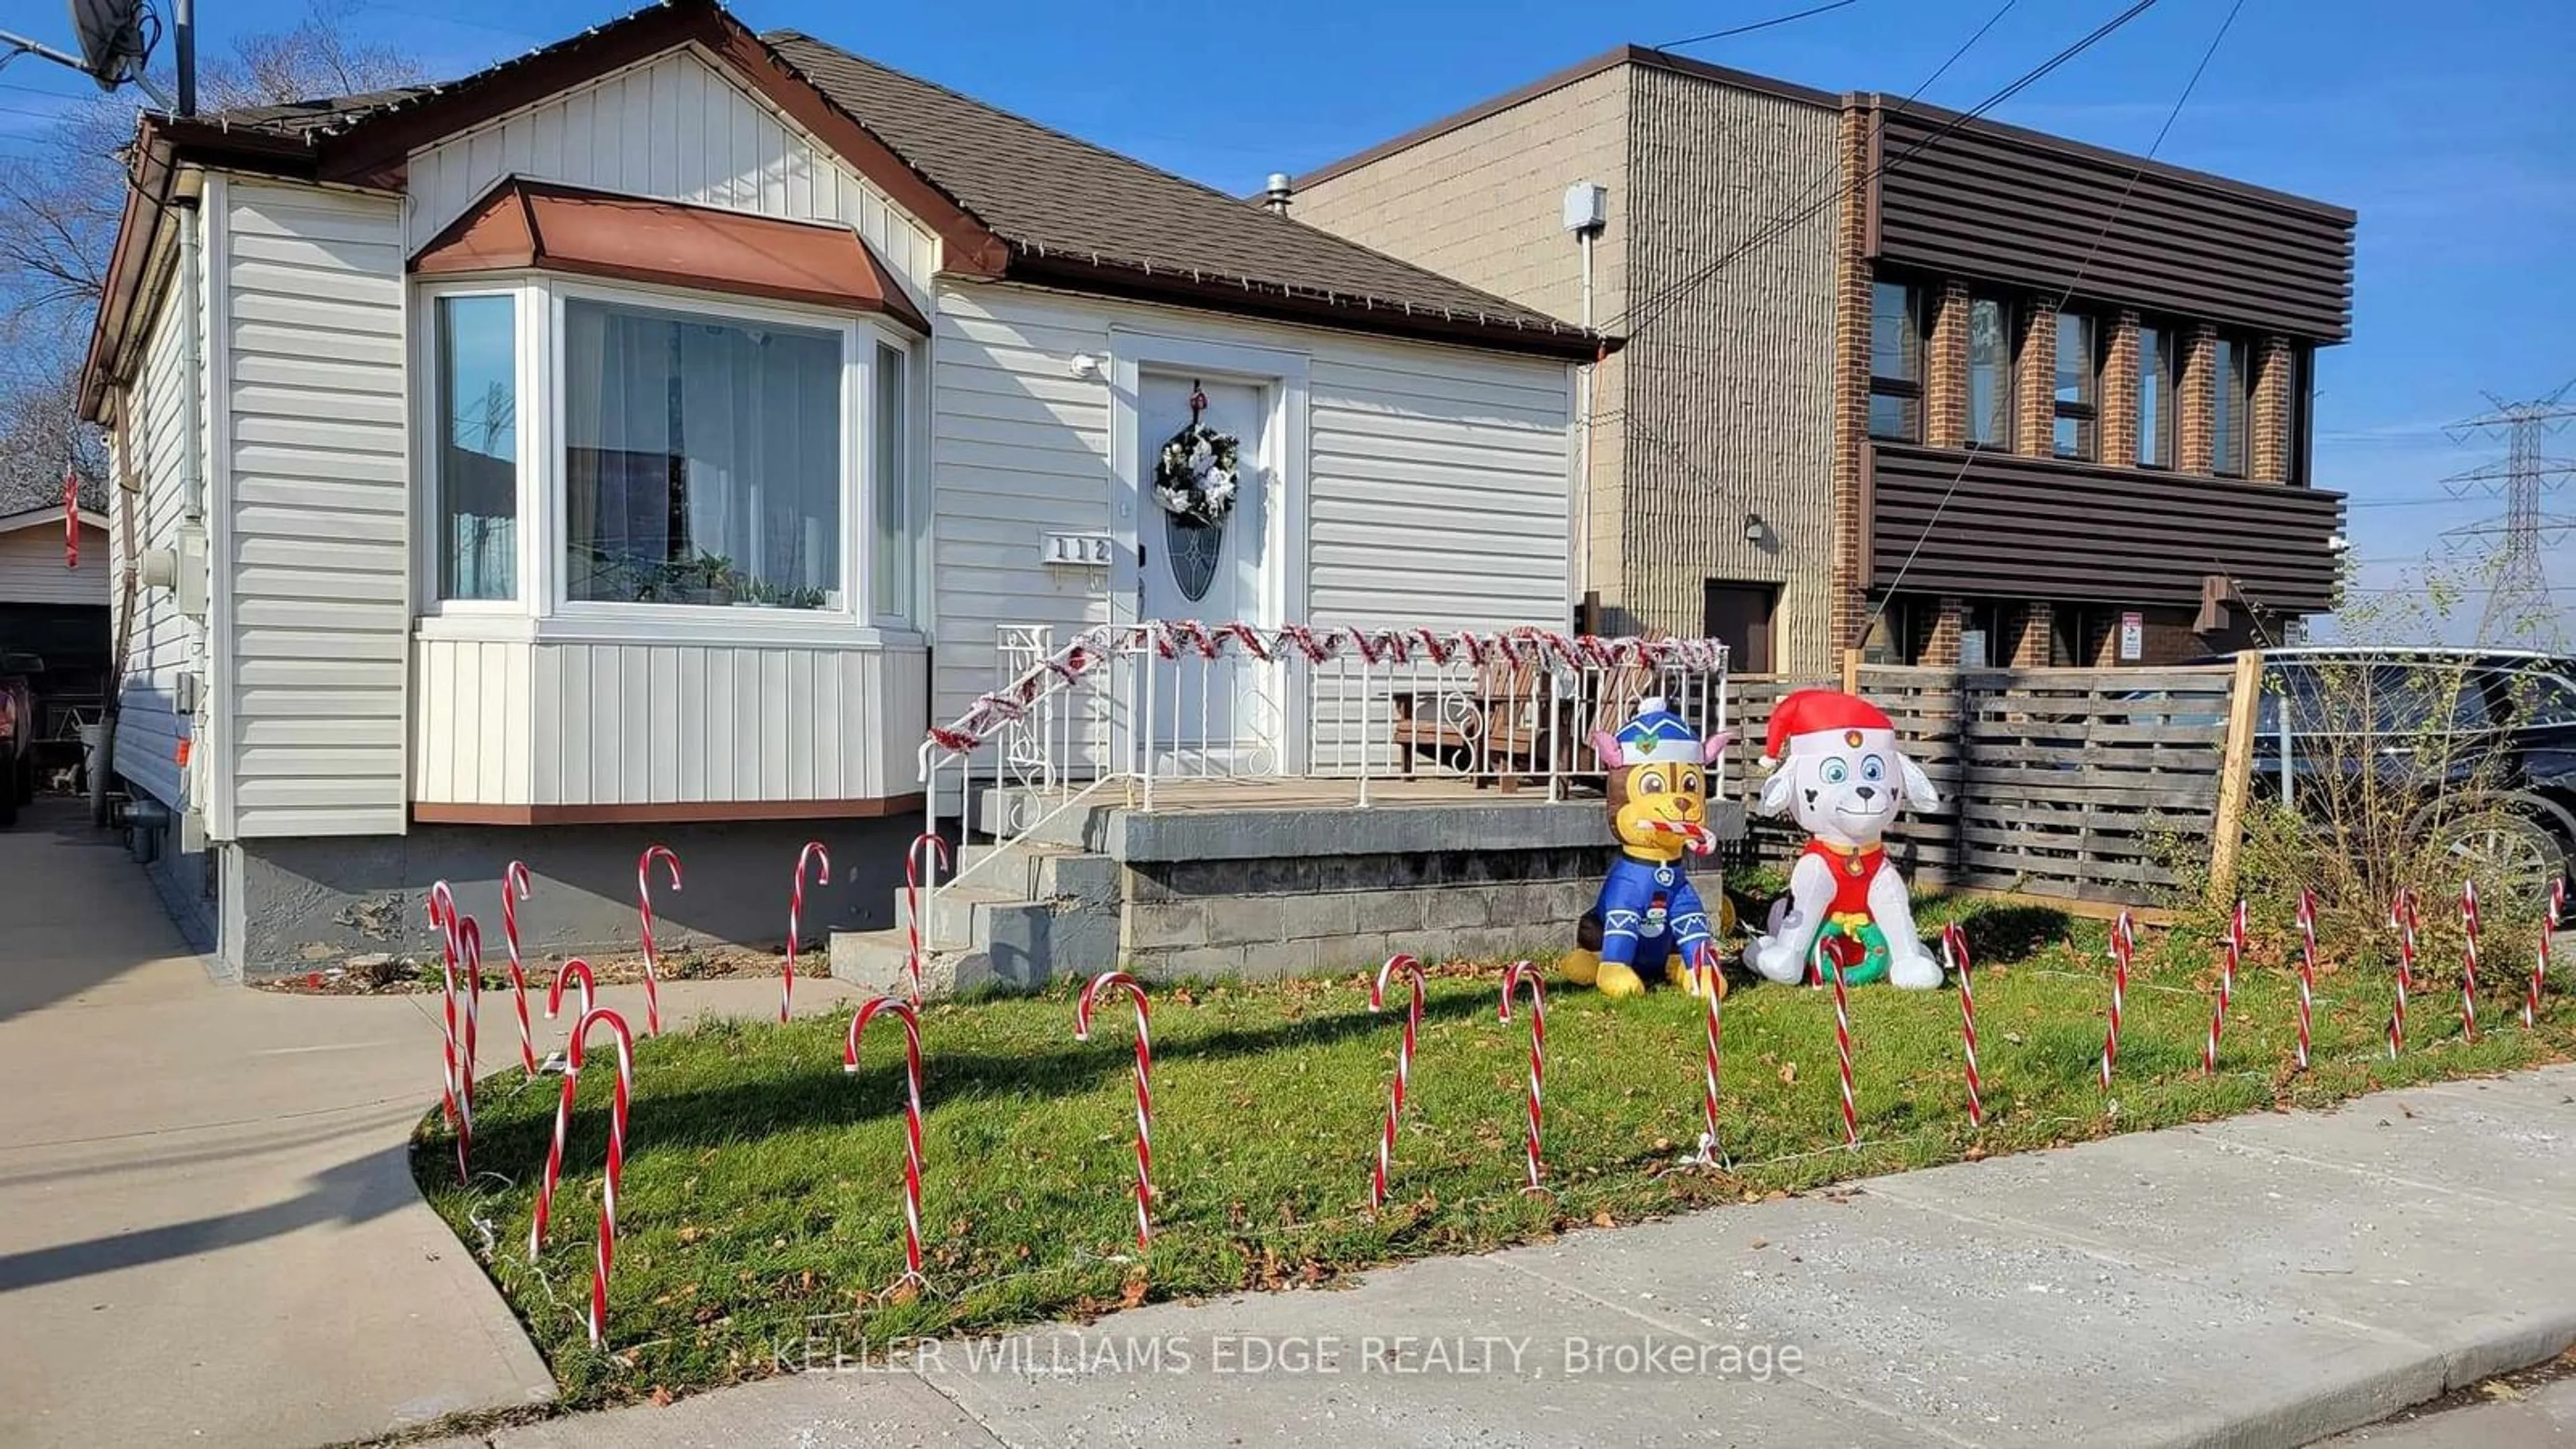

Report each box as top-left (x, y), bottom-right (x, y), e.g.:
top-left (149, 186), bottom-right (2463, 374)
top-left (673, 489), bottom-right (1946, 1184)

top-left (1865, 0), bottom-right (2245, 645)
top-left (2438, 382), bottom-right (2576, 644)
top-left (1661, 0), bottom-right (1863, 50)
top-left (1614, 0), bottom-right (2154, 342)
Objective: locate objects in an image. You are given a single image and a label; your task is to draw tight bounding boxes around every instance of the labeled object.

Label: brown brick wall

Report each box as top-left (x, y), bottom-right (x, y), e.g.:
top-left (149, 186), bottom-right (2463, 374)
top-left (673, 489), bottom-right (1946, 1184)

top-left (2250, 333), bottom-right (2293, 483)
top-left (2010, 601), bottom-right (2053, 666)
top-left (1926, 280), bottom-right (1970, 449)
top-left (1922, 595), bottom-right (1966, 665)
top-left (2178, 321), bottom-right (2217, 474)
top-left (2100, 309), bottom-right (2141, 468)
top-left (1828, 104), bottom-right (1872, 656)
top-left (2015, 304), bottom-right (2056, 455)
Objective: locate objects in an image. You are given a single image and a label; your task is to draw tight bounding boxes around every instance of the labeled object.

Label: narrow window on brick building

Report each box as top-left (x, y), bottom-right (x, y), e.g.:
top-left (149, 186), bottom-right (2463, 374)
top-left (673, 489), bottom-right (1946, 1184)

top-left (2288, 343), bottom-right (2314, 486)
top-left (2212, 334), bottom-right (2251, 477)
top-left (1869, 280), bottom-right (1923, 441)
top-left (2053, 310), bottom-right (2099, 461)
top-left (1967, 293), bottom-right (2013, 448)
top-left (2137, 323), bottom-right (2176, 468)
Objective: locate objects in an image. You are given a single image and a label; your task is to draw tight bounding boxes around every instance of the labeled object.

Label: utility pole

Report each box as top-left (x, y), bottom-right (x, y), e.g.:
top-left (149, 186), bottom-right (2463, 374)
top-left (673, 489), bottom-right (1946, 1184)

top-left (2442, 383), bottom-right (2576, 645)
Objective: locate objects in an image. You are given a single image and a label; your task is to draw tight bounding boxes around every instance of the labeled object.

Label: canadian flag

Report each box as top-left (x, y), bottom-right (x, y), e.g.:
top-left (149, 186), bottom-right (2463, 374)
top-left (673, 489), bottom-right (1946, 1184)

top-left (62, 466), bottom-right (77, 571)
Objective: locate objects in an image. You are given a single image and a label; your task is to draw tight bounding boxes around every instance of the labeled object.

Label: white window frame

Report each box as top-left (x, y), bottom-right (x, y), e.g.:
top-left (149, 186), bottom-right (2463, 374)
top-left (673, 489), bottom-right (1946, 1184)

top-left (410, 272), bottom-right (924, 647)
top-left (415, 281), bottom-right (538, 619)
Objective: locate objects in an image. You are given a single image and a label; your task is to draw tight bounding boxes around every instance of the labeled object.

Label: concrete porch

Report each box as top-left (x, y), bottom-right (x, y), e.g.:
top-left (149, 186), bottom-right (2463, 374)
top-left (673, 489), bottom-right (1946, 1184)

top-left (829, 777), bottom-right (1747, 995)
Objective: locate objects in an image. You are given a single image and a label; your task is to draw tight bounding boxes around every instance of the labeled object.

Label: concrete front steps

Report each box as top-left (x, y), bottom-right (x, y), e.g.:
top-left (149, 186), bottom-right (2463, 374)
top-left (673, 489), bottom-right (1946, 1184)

top-left (828, 839), bottom-right (1120, 998)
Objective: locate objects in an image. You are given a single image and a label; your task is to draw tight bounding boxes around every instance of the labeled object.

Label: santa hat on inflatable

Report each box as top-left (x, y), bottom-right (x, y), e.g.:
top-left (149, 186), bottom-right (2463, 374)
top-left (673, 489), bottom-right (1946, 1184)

top-left (1759, 689), bottom-right (1897, 769)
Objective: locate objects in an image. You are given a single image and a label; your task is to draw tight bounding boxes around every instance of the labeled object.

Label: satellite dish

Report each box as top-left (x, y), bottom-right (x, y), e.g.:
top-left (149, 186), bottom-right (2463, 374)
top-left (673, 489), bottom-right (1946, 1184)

top-left (66, 0), bottom-right (151, 92)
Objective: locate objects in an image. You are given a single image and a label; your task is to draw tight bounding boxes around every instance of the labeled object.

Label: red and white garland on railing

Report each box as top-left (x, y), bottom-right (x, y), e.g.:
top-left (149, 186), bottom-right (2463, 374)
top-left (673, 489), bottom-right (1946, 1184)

top-left (925, 621), bottom-right (1730, 756)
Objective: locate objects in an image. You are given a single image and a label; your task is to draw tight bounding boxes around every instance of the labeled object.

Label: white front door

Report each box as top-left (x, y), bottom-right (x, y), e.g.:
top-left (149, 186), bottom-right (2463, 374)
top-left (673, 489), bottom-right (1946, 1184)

top-left (1136, 371), bottom-right (1272, 769)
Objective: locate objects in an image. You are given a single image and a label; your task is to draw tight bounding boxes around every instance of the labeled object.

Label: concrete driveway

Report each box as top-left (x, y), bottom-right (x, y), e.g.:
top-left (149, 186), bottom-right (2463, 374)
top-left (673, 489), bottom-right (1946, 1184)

top-left (0, 800), bottom-right (551, 1448)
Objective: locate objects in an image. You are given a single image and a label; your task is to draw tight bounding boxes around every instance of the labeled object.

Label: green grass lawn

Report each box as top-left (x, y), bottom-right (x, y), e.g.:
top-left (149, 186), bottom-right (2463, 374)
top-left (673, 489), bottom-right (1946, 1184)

top-left (418, 896), bottom-right (2573, 1407)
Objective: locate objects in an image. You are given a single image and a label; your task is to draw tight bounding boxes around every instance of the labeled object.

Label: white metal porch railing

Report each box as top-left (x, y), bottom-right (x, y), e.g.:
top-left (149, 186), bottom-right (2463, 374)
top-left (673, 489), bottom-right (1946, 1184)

top-left (918, 621), bottom-right (1729, 894)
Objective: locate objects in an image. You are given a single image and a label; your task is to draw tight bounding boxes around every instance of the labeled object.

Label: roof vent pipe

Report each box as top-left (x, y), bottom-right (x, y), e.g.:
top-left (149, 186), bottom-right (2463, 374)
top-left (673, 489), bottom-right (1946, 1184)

top-left (1264, 172), bottom-right (1293, 215)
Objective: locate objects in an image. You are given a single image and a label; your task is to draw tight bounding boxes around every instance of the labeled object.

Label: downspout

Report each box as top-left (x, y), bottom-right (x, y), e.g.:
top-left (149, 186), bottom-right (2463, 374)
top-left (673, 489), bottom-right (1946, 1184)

top-left (176, 193), bottom-right (203, 524)
top-left (1574, 231), bottom-right (1594, 615)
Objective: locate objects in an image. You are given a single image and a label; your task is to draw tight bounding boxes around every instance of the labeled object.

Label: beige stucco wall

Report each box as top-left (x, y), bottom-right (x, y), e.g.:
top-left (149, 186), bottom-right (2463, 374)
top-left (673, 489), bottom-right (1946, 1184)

top-left (1296, 60), bottom-right (1841, 672)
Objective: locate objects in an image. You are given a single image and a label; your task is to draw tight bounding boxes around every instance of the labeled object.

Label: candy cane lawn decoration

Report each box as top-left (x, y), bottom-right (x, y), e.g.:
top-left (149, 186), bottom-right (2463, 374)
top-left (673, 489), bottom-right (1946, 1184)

top-left (546, 958), bottom-right (597, 1057)
top-left (1819, 935), bottom-right (1861, 1148)
top-left (426, 882), bottom-right (462, 1128)
top-left (2461, 878), bottom-right (2482, 1041)
top-left (845, 996), bottom-right (928, 1285)
top-left (2294, 890), bottom-right (2319, 1070)
top-left (452, 916), bottom-right (486, 1177)
top-left (1945, 924), bottom-right (1982, 1129)
top-left (2530, 877), bottom-right (2566, 1029)
top-left (553, 1008), bottom-right (636, 1347)
top-left (2204, 898), bottom-right (2246, 1073)
top-left (2100, 910), bottom-right (2135, 1092)
top-left (786, 841), bottom-right (830, 1023)
top-left (635, 845), bottom-right (682, 1036)
top-left (501, 861), bottom-right (539, 1077)
top-left (529, 981), bottom-right (610, 1256)
top-left (2390, 888), bottom-right (2418, 1058)
top-left (1368, 954), bottom-right (1428, 1208)
top-left (1075, 971), bottom-right (1155, 1246)
top-left (903, 833), bottom-right (951, 1004)
top-left (1497, 961), bottom-right (1547, 1189)
top-left (1690, 942), bottom-right (1726, 1163)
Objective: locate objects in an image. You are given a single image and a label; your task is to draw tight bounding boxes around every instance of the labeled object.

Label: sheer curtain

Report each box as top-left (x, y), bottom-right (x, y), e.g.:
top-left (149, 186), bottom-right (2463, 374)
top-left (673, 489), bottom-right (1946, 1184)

top-left (564, 298), bottom-right (841, 606)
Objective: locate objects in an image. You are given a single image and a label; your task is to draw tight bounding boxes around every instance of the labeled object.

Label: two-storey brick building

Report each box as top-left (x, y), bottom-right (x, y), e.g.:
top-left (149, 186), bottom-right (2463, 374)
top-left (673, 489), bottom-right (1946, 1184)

top-left (1292, 46), bottom-right (2353, 672)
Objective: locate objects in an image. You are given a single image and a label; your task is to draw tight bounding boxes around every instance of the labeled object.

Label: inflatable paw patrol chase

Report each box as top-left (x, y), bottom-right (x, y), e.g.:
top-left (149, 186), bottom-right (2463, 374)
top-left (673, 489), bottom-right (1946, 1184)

top-left (1560, 699), bottom-right (1734, 1000)
top-left (1743, 689), bottom-right (1943, 989)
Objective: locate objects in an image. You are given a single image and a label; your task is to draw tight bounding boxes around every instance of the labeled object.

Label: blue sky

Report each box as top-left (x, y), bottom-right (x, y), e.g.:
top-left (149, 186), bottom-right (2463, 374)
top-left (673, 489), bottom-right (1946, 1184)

top-left (2, 0), bottom-right (2568, 637)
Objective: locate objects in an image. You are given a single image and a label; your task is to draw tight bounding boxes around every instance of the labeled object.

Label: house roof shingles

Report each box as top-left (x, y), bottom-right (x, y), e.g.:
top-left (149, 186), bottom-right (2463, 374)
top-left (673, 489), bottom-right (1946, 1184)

top-left (152, 3), bottom-right (1597, 362)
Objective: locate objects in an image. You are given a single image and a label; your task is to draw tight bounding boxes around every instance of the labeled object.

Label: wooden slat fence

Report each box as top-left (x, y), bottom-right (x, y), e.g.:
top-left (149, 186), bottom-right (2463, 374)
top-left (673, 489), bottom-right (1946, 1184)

top-left (1725, 663), bottom-right (2239, 908)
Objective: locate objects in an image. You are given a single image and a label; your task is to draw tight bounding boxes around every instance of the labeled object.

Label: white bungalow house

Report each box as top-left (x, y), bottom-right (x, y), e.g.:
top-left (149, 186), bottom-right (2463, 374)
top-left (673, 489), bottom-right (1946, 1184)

top-left (77, 0), bottom-right (1613, 971)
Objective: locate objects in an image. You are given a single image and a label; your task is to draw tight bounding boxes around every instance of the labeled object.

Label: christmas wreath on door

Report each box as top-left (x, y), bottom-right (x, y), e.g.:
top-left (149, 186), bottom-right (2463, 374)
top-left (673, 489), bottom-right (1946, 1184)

top-left (1152, 381), bottom-right (1246, 528)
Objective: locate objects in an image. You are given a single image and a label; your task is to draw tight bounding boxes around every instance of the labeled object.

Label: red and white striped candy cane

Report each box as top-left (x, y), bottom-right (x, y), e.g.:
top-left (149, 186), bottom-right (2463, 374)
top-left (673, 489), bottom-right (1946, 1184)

top-left (502, 861), bottom-right (539, 1077)
top-left (2389, 888), bottom-right (2418, 1058)
top-left (574, 1008), bottom-right (638, 1348)
top-left (1690, 942), bottom-right (1725, 1163)
top-left (635, 845), bottom-right (681, 1036)
top-left (785, 841), bottom-right (831, 1023)
top-left (528, 963), bottom-right (594, 1259)
top-left (426, 882), bottom-right (462, 1128)
top-left (845, 995), bottom-right (928, 1285)
top-left (1075, 971), bottom-right (1155, 1246)
top-left (1945, 923), bottom-right (1982, 1129)
top-left (904, 833), bottom-right (952, 1004)
top-left (2530, 877), bottom-right (2566, 1029)
top-left (2204, 898), bottom-right (2246, 1073)
top-left (1637, 818), bottom-right (1716, 856)
top-left (1368, 954), bottom-right (1428, 1209)
top-left (451, 916), bottom-right (486, 1181)
top-left (1819, 936), bottom-right (1861, 1148)
top-left (1497, 961), bottom-right (1547, 1189)
top-left (2100, 910), bottom-right (2134, 1091)
top-left (2460, 878), bottom-right (2481, 1041)
top-left (2294, 889), bottom-right (2319, 1070)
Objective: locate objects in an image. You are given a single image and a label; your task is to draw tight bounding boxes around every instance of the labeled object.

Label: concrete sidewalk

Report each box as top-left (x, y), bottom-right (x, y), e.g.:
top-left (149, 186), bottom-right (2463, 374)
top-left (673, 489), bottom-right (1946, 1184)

top-left (421, 1061), bottom-right (2576, 1449)
top-left (0, 800), bottom-right (861, 1449)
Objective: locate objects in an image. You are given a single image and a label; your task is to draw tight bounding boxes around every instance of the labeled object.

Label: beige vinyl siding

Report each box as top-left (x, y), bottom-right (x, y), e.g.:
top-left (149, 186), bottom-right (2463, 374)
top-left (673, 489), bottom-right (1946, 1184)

top-left (219, 179), bottom-right (411, 837)
top-left (928, 282), bottom-right (1571, 778)
top-left (405, 45), bottom-right (938, 308)
top-left (109, 274), bottom-right (201, 812)
top-left (1619, 65), bottom-right (1839, 659)
top-left (0, 523), bottom-right (107, 606)
top-left (410, 639), bottom-right (925, 807)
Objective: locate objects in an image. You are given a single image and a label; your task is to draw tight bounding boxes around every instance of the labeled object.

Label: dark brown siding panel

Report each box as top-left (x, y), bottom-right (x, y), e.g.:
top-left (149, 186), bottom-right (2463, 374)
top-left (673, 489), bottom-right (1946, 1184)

top-left (1869, 104), bottom-right (2355, 341)
top-left (1868, 443), bottom-right (2344, 614)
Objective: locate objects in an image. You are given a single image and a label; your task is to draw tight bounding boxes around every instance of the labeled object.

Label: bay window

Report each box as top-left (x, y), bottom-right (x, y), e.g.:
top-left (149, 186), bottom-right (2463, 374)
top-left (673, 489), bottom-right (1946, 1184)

top-left (415, 275), bottom-right (920, 631)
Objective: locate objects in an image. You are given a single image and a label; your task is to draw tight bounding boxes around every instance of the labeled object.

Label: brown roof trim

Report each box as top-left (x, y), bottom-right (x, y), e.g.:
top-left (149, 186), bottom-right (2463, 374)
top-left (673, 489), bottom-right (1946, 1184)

top-left (412, 177), bottom-right (932, 331)
top-left (308, 0), bottom-right (1008, 275)
top-left (78, 123), bottom-right (176, 423)
top-left (1293, 44), bottom-right (1835, 193)
top-left (998, 252), bottom-right (1617, 363)
top-left (1862, 91), bottom-right (2355, 225)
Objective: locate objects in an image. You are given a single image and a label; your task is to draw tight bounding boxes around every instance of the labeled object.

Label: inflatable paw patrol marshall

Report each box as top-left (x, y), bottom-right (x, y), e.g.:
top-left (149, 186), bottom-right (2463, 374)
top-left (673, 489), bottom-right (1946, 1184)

top-left (1560, 699), bottom-right (1735, 1000)
top-left (1745, 690), bottom-right (1943, 989)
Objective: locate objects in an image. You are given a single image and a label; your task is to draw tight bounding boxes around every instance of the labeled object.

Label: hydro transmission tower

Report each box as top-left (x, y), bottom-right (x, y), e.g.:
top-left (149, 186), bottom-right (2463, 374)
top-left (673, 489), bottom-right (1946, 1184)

top-left (2443, 382), bottom-right (2576, 645)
